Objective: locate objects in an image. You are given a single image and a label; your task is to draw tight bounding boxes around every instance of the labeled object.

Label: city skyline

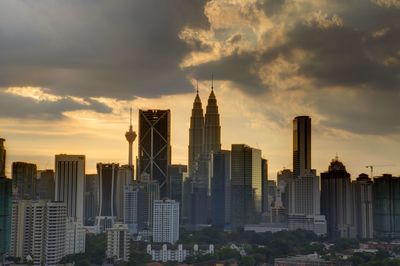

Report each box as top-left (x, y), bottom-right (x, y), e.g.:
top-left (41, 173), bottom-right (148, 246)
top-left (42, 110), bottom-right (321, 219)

top-left (0, 0), bottom-right (399, 179)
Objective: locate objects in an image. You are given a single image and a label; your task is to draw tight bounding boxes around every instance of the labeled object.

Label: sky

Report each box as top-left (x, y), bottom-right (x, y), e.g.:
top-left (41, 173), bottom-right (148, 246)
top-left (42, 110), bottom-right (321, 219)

top-left (0, 0), bottom-right (399, 179)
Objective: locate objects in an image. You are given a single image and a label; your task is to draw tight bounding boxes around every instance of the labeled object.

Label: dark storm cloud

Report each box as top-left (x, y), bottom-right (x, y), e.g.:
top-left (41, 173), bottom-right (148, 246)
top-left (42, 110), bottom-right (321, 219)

top-left (0, 0), bottom-right (209, 99)
top-left (0, 90), bottom-right (112, 119)
top-left (182, 1), bottom-right (400, 135)
top-left (186, 51), bottom-right (265, 93)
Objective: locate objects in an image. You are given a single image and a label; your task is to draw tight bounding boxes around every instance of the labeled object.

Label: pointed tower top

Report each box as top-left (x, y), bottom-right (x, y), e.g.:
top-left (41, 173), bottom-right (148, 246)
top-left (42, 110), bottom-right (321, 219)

top-left (211, 73), bottom-right (214, 91)
top-left (196, 79), bottom-right (199, 94)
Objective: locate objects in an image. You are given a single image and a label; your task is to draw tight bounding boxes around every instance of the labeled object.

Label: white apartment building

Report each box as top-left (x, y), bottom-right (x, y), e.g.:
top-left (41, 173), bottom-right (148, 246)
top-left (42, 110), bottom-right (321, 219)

top-left (10, 200), bottom-right (67, 265)
top-left (106, 223), bottom-right (130, 262)
top-left (152, 199), bottom-right (179, 244)
top-left (65, 218), bottom-right (86, 256)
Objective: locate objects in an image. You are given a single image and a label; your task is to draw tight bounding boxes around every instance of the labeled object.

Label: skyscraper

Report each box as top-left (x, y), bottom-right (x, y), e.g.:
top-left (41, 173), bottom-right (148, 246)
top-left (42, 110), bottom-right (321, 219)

top-left (0, 176), bottom-right (12, 259)
top-left (261, 158), bottom-right (269, 213)
top-left (373, 174), bottom-right (400, 238)
top-left (36, 169), bottom-right (55, 200)
top-left (123, 182), bottom-right (145, 233)
top-left (211, 150), bottom-right (231, 227)
top-left (204, 85), bottom-right (221, 156)
top-left (188, 88), bottom-right (204, 177)
top-left (116, 165), bottom-right (134, 222)
top-left (321, 158), bottom-right (356, 239)
top-left (0, 138), bottom-right (6, 178)
top-left (231, 144), bottom-right (262, 227)
top-left (12, 162), bottom-right (37, 200)
top-left (125, 108), bottom-right (137, 168)
top-left (44, 202), bottom-right (67, 265)
top-left (168, 164), bottom-right (187, 222)
top-left (96, 163), bottom-right (119, 231)
top-left (293, 116), bottom-right (311, 178)
top-left (55, 154), bottom-right (85, 222)
top-left (138, 109), bottom-right (171, 198)
top-left (153, 199), bottom-right (180, 244)
top-left (287, 171), bottom-right (326, 236)
top-left (353, 173), bottom-right (373, 239)
top-left (84, 174), bottom-right (98, 226)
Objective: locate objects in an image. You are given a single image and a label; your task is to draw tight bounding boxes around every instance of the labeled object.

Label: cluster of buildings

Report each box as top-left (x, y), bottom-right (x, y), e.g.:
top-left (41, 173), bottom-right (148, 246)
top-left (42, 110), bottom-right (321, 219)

top-left (0, 84), bottom-right (399, 265)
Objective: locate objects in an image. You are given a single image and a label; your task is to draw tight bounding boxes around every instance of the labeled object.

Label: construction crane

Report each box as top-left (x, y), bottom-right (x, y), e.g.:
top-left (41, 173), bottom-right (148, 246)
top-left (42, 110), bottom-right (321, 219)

top-left (365, 164), bottom-right (394, 178)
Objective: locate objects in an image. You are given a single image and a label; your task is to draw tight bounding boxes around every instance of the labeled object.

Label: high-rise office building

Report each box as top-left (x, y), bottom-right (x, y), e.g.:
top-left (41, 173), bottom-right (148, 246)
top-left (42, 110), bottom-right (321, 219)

top-left (138, 109), bottom-right (171, 198)
top-left (353, 173), bottom-right (373, 239)
top-left (204, 85), bottom-right (221, 156)
top-left (321, 158), bottom-right (355, 239)
top-left (373, 174), bottom-right (400, 238)
top-left (188, 89), bottom-right (204, 178)
top-left (106, 223), bottom-right (130, 262)
top-left (288, 170), bottom-right (320, 216)
top-left (36, 169), bottom-right (55, 200)
top-left (124, 182), bottom-right (145, 233)
top-left (96, 163), bottom-right (119, 231)
top-left (0, 138), bottom-right (6, 178)
top-left (55, 154), bottom-right (85, 222)
top-left (293, 116), bottom-right (311, 178)
top-left (168, 164), bottom-right (187, 221)
top-left (211, 150), bottom-right (231, 227)
top-left (12, 162), bottom-right (37, 200)
top-left (10, 200), bottom-right (67, 265)
top-left (116, 165), bottom-right (134, 222)
top-left (0, 176), bottom-right (12, 258)
top-left (142, 178), bottom-right (160, 230)
top-left (261, 158), bottom-right (268, 213)
top-left (153, 199), bottom-right (180, 244)
top-left (287, 170), bottom-right (326, 235)
top-left (84, 174), bottom-right (98, 226)
top-left (231, 144), bottom-right (262, 227)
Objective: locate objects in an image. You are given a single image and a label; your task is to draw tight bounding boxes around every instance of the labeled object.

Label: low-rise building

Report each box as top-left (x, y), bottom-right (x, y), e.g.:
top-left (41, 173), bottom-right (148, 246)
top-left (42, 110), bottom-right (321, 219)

top-left (146, 244), bottom-right (214, 263)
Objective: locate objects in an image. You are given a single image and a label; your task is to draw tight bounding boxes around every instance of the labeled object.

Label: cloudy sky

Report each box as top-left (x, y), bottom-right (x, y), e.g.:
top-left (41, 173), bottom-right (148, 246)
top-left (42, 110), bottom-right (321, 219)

top-left (0, 0), bottom-right (399, 178)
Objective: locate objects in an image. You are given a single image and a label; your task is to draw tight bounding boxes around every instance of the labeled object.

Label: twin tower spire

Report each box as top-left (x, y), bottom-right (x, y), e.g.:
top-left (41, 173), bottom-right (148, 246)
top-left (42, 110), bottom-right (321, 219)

top-left (188, 80), bottom-right (221, 177)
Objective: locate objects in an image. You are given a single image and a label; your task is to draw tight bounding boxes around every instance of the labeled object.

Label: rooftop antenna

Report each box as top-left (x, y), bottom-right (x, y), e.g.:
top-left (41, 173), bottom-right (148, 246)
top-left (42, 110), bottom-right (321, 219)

top-left (211, 73), bottom-right (214, 90)
top-left (130, 107), bottom-right (132, 127)
top-left (196, 79), bottom-right (199, 94)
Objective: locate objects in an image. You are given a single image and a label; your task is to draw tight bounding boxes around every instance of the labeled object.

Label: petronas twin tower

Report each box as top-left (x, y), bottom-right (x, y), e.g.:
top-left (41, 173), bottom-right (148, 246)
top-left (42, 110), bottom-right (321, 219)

top-left (188, 84), bottom-right (221, 178)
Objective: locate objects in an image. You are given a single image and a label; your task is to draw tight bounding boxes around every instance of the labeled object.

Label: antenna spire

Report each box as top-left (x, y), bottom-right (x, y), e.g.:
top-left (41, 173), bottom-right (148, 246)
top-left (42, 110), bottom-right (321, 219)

top-left (196, 79), bottom-right (199, 94)
top-left (211, 73), bottom-right (214, 90)
top-left (130, 107), bottom-right (132, 127)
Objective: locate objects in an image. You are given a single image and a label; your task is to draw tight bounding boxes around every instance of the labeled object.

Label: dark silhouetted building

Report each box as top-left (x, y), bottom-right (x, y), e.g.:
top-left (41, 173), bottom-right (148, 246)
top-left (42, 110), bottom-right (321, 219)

top-left (231, 144), bottom-right (262, 227)
top-left (188, 90), bottom-right (204, 178)
top-left (293, 116), bottom-right (311, 178)
top-left (168, 164), bottom-right (187, 222)
top-left (138, 109), bottom-right (171, 198)
top-left (0, 176), bottom-right (12, 259)
top-left (12, 162), bottom-right (37, 200)
top-left (36, 170), bottom-right (55, 200)
top-left (261, 158), bottom-right (268, 213)
top-left (373, 174), bottom-right (400, 238)
top-left (321, 158), bottom-right (355, 239)
top-left (204, 87), bottom-right (221, 156)
top-left (0, 138), bottom-right (5, 178)
top-left (211, 150), bottom-right (231, 227)
top-left (96, 163), bottom-right (119, 231)
top-left (353, 173), bottom-right (373, 239)
top-left (84, 174), bottom-right (98, 226)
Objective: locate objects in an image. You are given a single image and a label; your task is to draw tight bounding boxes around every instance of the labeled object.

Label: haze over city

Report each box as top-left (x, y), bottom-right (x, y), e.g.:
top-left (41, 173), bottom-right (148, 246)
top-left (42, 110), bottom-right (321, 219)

top-left (0, 0), bottom-right (399, 177)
